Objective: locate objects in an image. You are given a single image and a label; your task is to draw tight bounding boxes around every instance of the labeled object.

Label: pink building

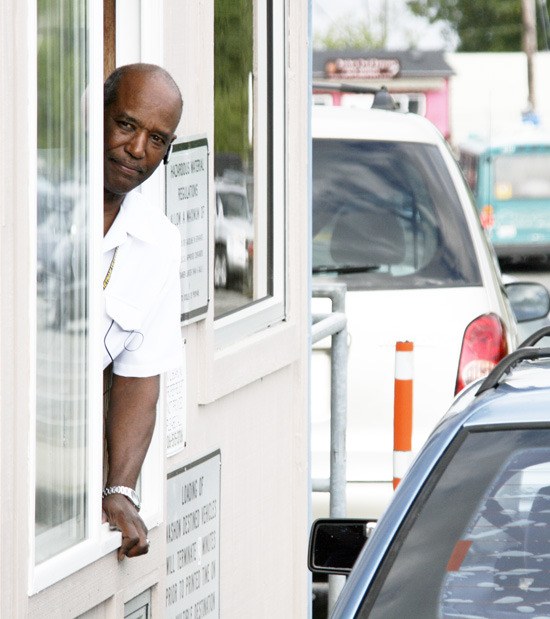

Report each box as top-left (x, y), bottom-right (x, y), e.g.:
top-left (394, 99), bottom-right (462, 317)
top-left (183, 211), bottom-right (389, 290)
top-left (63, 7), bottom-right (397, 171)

top-left (312, 49), bottom-right (454, 141)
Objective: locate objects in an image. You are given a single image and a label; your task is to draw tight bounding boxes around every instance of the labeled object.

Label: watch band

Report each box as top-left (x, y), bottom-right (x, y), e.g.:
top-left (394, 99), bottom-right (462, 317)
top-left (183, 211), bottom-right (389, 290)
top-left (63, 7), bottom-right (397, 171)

top-left (102, 485), bottom-right (141, 510)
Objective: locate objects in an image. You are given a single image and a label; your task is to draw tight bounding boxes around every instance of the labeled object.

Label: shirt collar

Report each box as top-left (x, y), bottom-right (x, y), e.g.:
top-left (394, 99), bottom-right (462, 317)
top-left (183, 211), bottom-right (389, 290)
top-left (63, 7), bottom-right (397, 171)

top-left (103, 190), bottom-right (157, 252)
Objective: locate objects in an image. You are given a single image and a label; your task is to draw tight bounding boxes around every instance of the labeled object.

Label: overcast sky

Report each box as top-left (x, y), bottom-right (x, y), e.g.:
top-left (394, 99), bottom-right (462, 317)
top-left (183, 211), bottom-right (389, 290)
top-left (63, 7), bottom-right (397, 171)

top-left (313, 0), bottom-right (458, 50)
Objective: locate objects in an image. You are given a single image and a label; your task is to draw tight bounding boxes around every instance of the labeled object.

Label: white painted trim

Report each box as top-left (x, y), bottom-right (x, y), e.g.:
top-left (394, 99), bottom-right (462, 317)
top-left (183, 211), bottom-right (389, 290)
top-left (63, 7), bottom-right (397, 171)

top-left (115, 0), bottom-right (141, 67)
top-left (27, 0), bottom-right (38, 589)
top-left (140, 0), bottom-right (164, 66)
top-left (87, 0), bottom-right (109, 581)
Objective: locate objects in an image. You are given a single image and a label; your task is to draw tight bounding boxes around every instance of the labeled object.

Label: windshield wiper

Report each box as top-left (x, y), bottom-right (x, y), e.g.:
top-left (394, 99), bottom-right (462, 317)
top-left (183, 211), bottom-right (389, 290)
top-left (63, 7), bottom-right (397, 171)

top-left (313, 264), bottom-right (380, 274)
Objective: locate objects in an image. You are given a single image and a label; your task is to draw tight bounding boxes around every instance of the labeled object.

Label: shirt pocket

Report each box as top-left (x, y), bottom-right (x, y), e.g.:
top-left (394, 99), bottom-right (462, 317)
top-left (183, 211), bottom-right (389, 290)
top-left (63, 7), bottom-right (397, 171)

top-left (104, 293), bottom-right (145, 332)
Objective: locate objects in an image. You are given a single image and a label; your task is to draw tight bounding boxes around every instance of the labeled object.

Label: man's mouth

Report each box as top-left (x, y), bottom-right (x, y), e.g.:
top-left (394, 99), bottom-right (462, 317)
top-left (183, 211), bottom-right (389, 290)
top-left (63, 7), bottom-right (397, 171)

top-left (110, 158), bottom-right (145, 176)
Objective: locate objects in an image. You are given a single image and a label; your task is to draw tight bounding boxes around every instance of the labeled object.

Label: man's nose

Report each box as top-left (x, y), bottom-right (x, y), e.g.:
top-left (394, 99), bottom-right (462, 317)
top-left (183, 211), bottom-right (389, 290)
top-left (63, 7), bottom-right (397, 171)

top-left (125, 130), bottom-right (147, 159)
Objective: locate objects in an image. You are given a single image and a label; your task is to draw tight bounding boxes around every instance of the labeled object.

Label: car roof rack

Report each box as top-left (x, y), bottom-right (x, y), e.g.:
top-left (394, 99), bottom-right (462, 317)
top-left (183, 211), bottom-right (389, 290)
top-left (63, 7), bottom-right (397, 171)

top-left (312, 82), bottom-right (397, 111)
top-left (476, 344), bottom-right (550, 396)
top-left (518, 325), bottom-right (550, 348)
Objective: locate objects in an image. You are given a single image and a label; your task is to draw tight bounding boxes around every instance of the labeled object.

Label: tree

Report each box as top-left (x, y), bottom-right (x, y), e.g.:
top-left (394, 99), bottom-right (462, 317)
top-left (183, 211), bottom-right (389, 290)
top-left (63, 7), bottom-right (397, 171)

top-left (407, 0), bottom-right (529, 51)
top-left (214, 0), bottom-right (253, 169)
top-left (314, 13), bottom-right (386, 50)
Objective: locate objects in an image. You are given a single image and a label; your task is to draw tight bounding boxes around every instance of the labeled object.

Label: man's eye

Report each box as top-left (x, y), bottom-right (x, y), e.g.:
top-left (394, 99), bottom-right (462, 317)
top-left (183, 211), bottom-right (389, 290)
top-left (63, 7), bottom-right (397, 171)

top-left (118, 121), bottom-right (133, 130)
top-left (151, 134), bottom-right (165, 144)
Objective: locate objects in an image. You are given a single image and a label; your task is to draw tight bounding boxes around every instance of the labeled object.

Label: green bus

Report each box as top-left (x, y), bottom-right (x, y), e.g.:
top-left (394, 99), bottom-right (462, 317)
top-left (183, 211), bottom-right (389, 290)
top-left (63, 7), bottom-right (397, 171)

top-left (458, 127), bottom-right (550, 260)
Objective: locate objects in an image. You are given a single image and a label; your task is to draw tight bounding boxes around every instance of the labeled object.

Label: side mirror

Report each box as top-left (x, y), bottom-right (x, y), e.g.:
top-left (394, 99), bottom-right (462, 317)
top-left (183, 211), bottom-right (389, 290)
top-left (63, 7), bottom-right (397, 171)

top-left (505, 282), bottom-right (550, 323)
top-left (308, 518), bottom-right (376, 575)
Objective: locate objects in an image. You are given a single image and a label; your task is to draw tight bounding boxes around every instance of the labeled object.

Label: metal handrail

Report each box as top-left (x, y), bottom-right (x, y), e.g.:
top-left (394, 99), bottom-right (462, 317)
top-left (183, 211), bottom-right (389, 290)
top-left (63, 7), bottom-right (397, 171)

top-left (311, 282), bottom-right (348, 614)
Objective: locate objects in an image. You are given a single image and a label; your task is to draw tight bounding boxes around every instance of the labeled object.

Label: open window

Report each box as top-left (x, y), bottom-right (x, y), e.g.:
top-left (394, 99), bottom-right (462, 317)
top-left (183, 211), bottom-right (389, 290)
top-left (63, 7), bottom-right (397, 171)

top-left (31, 0), bottom-right (165, 591)
top-left (213, 0), bottom-right (286, 347)
top-left (32, 0), bottom-right (106, 592)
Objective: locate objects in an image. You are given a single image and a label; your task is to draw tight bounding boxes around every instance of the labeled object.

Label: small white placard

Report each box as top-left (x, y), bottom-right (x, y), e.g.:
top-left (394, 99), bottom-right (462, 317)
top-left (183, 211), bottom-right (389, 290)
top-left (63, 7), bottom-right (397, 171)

top-left (165, 136), bottom-right (209, 325)
top-left (165, 363), bottom-right (186, 457)
top-left (165, 451), bottom-right (221, 619)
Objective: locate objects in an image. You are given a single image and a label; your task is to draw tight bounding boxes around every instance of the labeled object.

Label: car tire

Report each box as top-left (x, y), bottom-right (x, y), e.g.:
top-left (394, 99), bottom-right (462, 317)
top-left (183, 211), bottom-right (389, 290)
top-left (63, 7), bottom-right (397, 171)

top-left (214, 247), bottom-right (228, 289)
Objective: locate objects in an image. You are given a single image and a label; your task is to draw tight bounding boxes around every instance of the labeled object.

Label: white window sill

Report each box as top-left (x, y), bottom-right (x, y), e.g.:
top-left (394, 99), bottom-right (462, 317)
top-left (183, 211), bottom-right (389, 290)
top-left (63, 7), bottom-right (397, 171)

top-left (31, 513), bottom-right (161, 594)
top-left (198, 319), bottom-right (299, 404)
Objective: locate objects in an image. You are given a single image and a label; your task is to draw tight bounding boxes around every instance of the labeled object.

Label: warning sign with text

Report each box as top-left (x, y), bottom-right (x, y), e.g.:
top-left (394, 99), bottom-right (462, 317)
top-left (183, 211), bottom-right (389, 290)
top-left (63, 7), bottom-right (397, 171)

top-left (165, 451), bottom-right (221, 619)
top-left (165, 136), bottom-right (209, 325)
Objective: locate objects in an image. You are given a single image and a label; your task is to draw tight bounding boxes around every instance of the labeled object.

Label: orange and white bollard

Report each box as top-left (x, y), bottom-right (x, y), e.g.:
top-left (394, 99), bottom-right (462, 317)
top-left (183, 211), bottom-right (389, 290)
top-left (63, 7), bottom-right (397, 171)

top-left (393, 341), bottom-right (414, 490)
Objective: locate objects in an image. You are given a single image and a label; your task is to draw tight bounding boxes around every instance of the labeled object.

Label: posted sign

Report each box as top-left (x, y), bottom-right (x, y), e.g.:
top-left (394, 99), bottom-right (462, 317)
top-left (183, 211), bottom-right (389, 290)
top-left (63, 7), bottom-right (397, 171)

top-left (165, 451), bottom-right (221, 619)
top-left (165, 136), bottom-right (209, 325)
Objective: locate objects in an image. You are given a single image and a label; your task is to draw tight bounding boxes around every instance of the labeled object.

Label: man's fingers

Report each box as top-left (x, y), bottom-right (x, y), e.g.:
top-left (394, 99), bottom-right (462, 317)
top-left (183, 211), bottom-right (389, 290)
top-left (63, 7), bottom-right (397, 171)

top-left (119, 534), bottom-right (138, 561)
top-left (102, 493), bottom-right (149, 560)
top-left (117, 518), bottom-right (149, 560)
top-left (119, 538), bottom-right (149, 559)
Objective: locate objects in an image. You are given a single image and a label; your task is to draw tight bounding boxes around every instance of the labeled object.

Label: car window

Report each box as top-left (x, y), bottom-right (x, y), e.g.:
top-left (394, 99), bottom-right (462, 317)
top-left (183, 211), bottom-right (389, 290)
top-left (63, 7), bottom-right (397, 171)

top-left (358, 428), bottom-right (550, 618)
top-left (494, 152), bottom-right (550, 200)
top-left (218, 191), bottom-right (250, 220)
top-left (312, 139), bottom-right (481, 290)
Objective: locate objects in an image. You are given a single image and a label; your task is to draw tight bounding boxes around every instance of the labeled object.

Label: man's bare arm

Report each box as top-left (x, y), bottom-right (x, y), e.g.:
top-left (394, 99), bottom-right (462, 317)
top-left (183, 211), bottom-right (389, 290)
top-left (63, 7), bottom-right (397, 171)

top-left (102, 373), bottom-right (159, 560)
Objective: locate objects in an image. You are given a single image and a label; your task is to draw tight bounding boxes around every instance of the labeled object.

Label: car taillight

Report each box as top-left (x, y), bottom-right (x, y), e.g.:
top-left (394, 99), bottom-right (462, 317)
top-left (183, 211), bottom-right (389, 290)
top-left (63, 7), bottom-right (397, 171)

top-left (480, 204), bottom-right (494, 230)
top-left (455, 313), bottom-right (508, 394)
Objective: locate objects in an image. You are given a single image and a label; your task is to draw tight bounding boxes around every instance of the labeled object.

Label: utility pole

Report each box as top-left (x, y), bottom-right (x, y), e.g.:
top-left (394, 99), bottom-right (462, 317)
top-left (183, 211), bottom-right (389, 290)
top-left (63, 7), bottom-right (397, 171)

top-left (522, 0), bottom-right (538, 111)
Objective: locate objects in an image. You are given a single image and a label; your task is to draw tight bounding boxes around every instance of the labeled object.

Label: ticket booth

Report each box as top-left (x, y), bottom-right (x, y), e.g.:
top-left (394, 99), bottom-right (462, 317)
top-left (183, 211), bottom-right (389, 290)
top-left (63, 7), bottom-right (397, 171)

top-left (0, 1), bottom-right (310, 616)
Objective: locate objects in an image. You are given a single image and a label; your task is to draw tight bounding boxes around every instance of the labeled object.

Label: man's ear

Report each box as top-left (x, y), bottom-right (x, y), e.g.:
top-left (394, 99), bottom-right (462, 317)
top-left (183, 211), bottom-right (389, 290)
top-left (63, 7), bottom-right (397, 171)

top-left (163, 143), bottom-right (173, 165)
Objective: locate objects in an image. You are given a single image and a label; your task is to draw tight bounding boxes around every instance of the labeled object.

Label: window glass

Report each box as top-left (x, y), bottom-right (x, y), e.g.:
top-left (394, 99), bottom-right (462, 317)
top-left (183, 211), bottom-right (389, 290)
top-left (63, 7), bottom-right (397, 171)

top-left (312, 139), bottom-right (481, 291)
top-left (35, 0), bottom-right (89, 564)
top-left (213, 0), bottom-right (272, 317)
top-left (358, 428), bottom-right (550, 618)
top-left (459, 152), bottom-right (478, 193)
top-left (494, 151), bottom-right (550, 200)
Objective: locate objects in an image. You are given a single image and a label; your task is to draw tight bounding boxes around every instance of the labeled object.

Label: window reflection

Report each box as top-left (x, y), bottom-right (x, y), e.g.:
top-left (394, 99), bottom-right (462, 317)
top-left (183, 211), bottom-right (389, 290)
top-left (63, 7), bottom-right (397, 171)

top-left (214, 0), bottom-right (271, 318)
top-left (35, 0), bottom-right (88, 563)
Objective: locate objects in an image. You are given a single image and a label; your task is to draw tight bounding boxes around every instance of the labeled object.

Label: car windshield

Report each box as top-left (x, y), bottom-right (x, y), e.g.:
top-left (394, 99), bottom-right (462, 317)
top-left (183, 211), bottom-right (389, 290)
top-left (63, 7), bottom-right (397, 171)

top-left (493, 151), bottom-right (550, 200)
top-left (218, 191), bottom-right (249, 220)
top-left (358, 427), bottom-right (550, 618)
top-left (312, 139), bottom-right (481, 290)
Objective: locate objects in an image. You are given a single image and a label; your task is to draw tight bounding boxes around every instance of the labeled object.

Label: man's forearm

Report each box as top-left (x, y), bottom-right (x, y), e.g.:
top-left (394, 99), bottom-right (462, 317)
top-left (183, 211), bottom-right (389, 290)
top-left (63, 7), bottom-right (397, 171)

top-left (105, 374), bottom-right (160, 488)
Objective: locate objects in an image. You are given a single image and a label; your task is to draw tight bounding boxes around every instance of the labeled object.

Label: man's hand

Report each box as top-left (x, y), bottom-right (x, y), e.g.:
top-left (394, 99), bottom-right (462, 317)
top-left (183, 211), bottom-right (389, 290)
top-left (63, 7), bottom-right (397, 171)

top-left (102, 493), bottom-right (150, 560)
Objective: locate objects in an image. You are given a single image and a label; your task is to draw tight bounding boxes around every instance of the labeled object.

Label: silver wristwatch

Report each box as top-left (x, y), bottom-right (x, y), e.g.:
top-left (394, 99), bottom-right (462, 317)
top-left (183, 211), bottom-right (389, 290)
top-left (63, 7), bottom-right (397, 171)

top-left (102, 485), bottom-right (141, 510)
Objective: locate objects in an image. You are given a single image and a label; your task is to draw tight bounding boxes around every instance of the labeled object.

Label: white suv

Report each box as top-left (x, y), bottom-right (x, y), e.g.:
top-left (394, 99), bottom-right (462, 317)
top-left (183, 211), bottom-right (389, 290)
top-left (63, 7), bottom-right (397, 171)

top-left (311, 105), bottom-right (548, 519)
top-left (214, 177), bottom-right (253, 291)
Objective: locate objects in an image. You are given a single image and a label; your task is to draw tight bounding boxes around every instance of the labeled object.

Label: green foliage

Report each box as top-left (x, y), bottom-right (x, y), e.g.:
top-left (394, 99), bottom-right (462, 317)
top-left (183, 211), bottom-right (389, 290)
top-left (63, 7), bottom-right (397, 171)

top-left (407, 0), bottom-right (541, 51)
top-left (37, 0), bottom-right (87, 179)
top-left (314, 13), bottom-right (386, 50)
top-left (214, 0), bottom-right (253, 169)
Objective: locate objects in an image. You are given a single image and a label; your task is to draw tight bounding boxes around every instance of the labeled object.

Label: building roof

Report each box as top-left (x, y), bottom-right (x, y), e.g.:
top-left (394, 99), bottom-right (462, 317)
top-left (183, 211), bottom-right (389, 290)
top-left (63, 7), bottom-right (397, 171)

top-left (312, 49), bottom-right (454, 80)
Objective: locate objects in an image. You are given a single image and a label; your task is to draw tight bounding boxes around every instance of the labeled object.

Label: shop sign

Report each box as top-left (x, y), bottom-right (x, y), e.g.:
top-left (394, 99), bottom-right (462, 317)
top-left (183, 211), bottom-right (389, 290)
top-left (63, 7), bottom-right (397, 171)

top-left (324, 57), bottom-right (400, 80)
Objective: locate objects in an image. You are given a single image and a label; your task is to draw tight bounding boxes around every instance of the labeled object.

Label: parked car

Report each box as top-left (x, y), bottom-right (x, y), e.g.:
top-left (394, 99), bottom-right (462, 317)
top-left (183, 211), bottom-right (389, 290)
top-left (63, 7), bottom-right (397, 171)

top-left (458, 126), bottom-right (550, 261)
top-left (214, 177), bottom-right (253, 292)
top-left (309, 329), bottom-right (550, 618)
top-left (311, 104), bottom-right (549, 520)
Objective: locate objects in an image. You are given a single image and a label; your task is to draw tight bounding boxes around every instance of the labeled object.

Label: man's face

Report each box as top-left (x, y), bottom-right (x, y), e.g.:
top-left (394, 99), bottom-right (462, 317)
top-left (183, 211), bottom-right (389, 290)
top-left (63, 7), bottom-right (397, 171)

top-left (104, 70), bottom-right (181, 198)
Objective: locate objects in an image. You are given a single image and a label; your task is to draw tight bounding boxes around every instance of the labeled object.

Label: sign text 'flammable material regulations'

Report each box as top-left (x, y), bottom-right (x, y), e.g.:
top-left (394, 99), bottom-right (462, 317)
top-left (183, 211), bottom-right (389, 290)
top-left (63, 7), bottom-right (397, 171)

top-left (165, 451), bottom-right (221, 619)
top-left (165, 136), bottom-right (209, 325)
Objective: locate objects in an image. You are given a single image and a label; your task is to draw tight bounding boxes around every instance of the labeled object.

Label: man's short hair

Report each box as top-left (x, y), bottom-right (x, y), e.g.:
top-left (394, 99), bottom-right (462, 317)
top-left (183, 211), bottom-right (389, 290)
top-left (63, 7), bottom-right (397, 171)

top-left (104, 63), bottom-right (183, 115)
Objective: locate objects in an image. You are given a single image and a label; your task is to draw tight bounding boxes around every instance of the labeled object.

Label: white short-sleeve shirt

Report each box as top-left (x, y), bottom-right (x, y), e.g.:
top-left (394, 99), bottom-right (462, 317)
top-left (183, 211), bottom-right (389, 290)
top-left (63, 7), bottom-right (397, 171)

top-left (102, 190), bottom-right (182, 377)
